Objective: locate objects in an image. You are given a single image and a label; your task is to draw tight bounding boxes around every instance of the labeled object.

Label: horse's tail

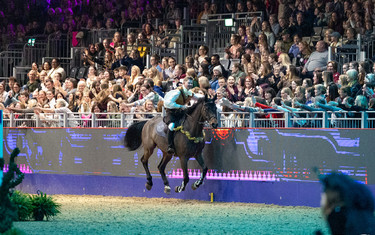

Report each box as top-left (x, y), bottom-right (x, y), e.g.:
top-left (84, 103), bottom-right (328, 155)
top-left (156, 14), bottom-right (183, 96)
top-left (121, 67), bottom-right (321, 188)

top-left (124, 121), bottom-right (147, 151)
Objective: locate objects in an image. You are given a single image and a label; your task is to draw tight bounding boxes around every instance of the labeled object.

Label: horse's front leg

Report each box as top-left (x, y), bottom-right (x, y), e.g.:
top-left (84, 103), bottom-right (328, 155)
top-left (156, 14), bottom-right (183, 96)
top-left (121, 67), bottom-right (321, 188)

top-left (141, 154), bottom-right (153, 190)
top-left (158, 152), bottom-right (172, 194)
top-left (192, 153), bottom-right (208, 190)
top-left (175, 157), bottom-right (189, 193)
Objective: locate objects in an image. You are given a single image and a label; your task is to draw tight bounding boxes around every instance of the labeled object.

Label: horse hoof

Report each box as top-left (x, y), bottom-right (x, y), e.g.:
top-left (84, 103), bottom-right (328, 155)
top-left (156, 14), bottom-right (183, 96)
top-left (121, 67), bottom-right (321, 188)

top-left (164, 186), bottom-right (171, 194)
top-left (175, 185), bottom-right (185, 193)
top-left (145, 182), bottom-right (153, 191)
top-left (192, 181), bottom-right (203, 190)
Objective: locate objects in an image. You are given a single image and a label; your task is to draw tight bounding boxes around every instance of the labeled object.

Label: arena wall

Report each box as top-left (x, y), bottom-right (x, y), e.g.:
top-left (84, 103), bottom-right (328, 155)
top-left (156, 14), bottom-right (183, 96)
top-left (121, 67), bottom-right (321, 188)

top-left (4, 128), bottom-right (375, 207)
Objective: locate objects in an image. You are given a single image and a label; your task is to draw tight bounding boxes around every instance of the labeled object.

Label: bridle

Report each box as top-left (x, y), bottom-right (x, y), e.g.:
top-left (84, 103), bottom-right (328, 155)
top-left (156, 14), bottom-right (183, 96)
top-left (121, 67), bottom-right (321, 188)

top-left (183, 100), bottom-right (217, 126)
top-left (202, 102), bottom-right (217, 126)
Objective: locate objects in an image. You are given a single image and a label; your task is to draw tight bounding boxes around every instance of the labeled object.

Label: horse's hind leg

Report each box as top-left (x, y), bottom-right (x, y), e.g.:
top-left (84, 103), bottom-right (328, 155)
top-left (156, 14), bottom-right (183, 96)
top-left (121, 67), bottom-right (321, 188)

top-left (175, 157), bottom-right (189, 193)
top-left (192, 153), bottom-right (208, 190)
top-left (141, 149), bottom-right (154, 190)
top-left (157, 152), bottom-right (172, 194)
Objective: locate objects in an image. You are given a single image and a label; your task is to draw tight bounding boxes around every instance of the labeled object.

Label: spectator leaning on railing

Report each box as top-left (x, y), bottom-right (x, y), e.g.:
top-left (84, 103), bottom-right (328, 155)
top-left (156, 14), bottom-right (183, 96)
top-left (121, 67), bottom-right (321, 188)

top-left (34, 98), bottom-right (78, 127)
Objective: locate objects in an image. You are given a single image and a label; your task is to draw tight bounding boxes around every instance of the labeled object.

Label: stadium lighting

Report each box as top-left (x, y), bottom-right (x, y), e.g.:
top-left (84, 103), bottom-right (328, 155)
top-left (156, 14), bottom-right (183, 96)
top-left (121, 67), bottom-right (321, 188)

top-left (27, 38), bottom-right (36, 47)
top-left (224, 18), bottom-right (234, 27)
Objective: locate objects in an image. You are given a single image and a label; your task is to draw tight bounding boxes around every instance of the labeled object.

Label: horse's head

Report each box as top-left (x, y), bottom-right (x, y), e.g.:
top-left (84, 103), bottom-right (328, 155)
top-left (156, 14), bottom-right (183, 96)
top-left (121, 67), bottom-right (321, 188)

top-left (202, 98), bottom-right (218, 129)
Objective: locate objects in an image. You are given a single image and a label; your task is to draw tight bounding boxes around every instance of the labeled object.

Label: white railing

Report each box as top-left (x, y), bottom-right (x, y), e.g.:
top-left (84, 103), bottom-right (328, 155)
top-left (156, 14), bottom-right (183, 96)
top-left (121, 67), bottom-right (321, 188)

top-left (3, 111), bottom-right (375, 128)
top-left (3, 112), bottom-right (162, 128)
top-left (220, 110), bottom-right (374, 128)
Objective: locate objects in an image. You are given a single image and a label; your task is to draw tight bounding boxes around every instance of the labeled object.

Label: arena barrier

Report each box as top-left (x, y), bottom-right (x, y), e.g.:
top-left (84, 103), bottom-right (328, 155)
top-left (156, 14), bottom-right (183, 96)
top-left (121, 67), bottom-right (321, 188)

top-left (4, 127), bottom-right (375, 206)
top-left (0, 51), bottom-right (23, 79)
top-left (4, 111), bottom-right (375, 128)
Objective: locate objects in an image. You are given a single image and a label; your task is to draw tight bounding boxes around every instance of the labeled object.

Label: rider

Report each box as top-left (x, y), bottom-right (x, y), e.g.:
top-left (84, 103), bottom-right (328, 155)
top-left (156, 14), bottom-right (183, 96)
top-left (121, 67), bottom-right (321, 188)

top-left (163, 76), bottom-right (202, 154)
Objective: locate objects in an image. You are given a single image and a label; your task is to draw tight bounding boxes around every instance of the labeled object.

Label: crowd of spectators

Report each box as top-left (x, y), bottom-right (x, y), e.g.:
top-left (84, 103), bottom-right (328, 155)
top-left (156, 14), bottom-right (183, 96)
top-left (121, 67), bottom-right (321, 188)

top-left (2, 0), bottom-right (374, 50)
top-left (1, 0), bottom-right (375, 127)
top-left (0, 0), bottom-right (187, 49)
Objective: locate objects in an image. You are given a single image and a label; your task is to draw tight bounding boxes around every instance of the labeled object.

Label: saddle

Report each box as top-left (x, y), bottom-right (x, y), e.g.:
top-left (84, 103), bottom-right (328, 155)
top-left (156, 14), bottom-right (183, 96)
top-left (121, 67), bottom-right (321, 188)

top-left (157, 110), bottom-right (187, 138)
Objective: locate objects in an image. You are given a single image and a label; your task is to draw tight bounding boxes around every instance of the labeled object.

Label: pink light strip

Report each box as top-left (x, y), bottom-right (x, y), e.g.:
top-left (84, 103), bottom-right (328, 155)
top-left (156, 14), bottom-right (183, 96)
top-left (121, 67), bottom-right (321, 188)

top-left (3, 164), bottom-right (33, 174)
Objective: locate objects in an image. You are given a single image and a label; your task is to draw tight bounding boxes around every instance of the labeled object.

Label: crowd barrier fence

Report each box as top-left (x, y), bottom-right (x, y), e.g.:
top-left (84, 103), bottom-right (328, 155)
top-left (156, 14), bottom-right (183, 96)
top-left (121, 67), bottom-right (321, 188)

top-left (3, 110), bottom-right (374, 129)
top-left (47, 34), bottom-right (72, 58)
top-left (85, 29), bottom-right (118, 45)
top-left (23, 42), bottom-right (48, 67)
top-left (206, 12), bottom-right (263, 56)
top-left (12, 66), bottom-right (32, 85)
top-left (328, 34), bottom-right (375, 74)
top-left (363, 35), bottom-right (375, 61)
top-left (0, 51), bottom-right (23, 79)
top-left (6, 43), bottom-right (25, 51)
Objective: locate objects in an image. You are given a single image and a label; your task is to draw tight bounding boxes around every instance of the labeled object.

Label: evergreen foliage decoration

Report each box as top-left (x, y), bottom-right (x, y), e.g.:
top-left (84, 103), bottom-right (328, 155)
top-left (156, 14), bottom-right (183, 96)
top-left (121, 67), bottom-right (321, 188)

top-left (2, 227), bottom-right (26, 235)
top-left (10, 191), bottom-right (33, 221)
top-left (0, 148), bottom-right (24, 233)
top-left (30, 190), bottom-right (61, 221)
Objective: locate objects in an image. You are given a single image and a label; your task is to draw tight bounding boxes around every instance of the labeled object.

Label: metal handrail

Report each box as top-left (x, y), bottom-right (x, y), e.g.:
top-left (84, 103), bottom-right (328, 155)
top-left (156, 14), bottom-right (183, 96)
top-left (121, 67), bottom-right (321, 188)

top-left (3, 112), bottom-right (162, 128)
top-left (3, 111), bottom-right (375, 129)
top-left (207, 11), bottom-right (264, 21)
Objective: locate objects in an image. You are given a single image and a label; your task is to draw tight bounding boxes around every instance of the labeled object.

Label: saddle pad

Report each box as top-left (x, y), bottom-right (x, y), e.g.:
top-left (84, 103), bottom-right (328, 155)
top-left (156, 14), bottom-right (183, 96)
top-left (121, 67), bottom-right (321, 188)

top-left (155, 121), bottom-right (168, 138)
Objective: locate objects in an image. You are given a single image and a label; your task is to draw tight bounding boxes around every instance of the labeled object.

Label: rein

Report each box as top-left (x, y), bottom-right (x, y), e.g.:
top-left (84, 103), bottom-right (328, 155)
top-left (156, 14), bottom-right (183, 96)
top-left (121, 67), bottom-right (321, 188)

top-left (173, 125), bottom-right (205, 143)
top-left (173, 99), bottom-right (210, 143)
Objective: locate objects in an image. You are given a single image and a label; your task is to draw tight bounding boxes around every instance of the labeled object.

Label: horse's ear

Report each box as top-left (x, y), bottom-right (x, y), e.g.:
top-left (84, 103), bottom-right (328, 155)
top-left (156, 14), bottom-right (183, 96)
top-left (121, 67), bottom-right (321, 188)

top-left (205, 94), bottom-right (209, 102)
top-left (205, 94), bottom-right (215, 103)
top-left (204, 95), bottom-right (213, 103)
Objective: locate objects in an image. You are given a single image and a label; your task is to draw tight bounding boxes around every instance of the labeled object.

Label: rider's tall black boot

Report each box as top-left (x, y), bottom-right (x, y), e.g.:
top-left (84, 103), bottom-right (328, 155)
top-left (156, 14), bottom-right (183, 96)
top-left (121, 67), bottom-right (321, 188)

top-left (167, 130), bottom-right (175, 154)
